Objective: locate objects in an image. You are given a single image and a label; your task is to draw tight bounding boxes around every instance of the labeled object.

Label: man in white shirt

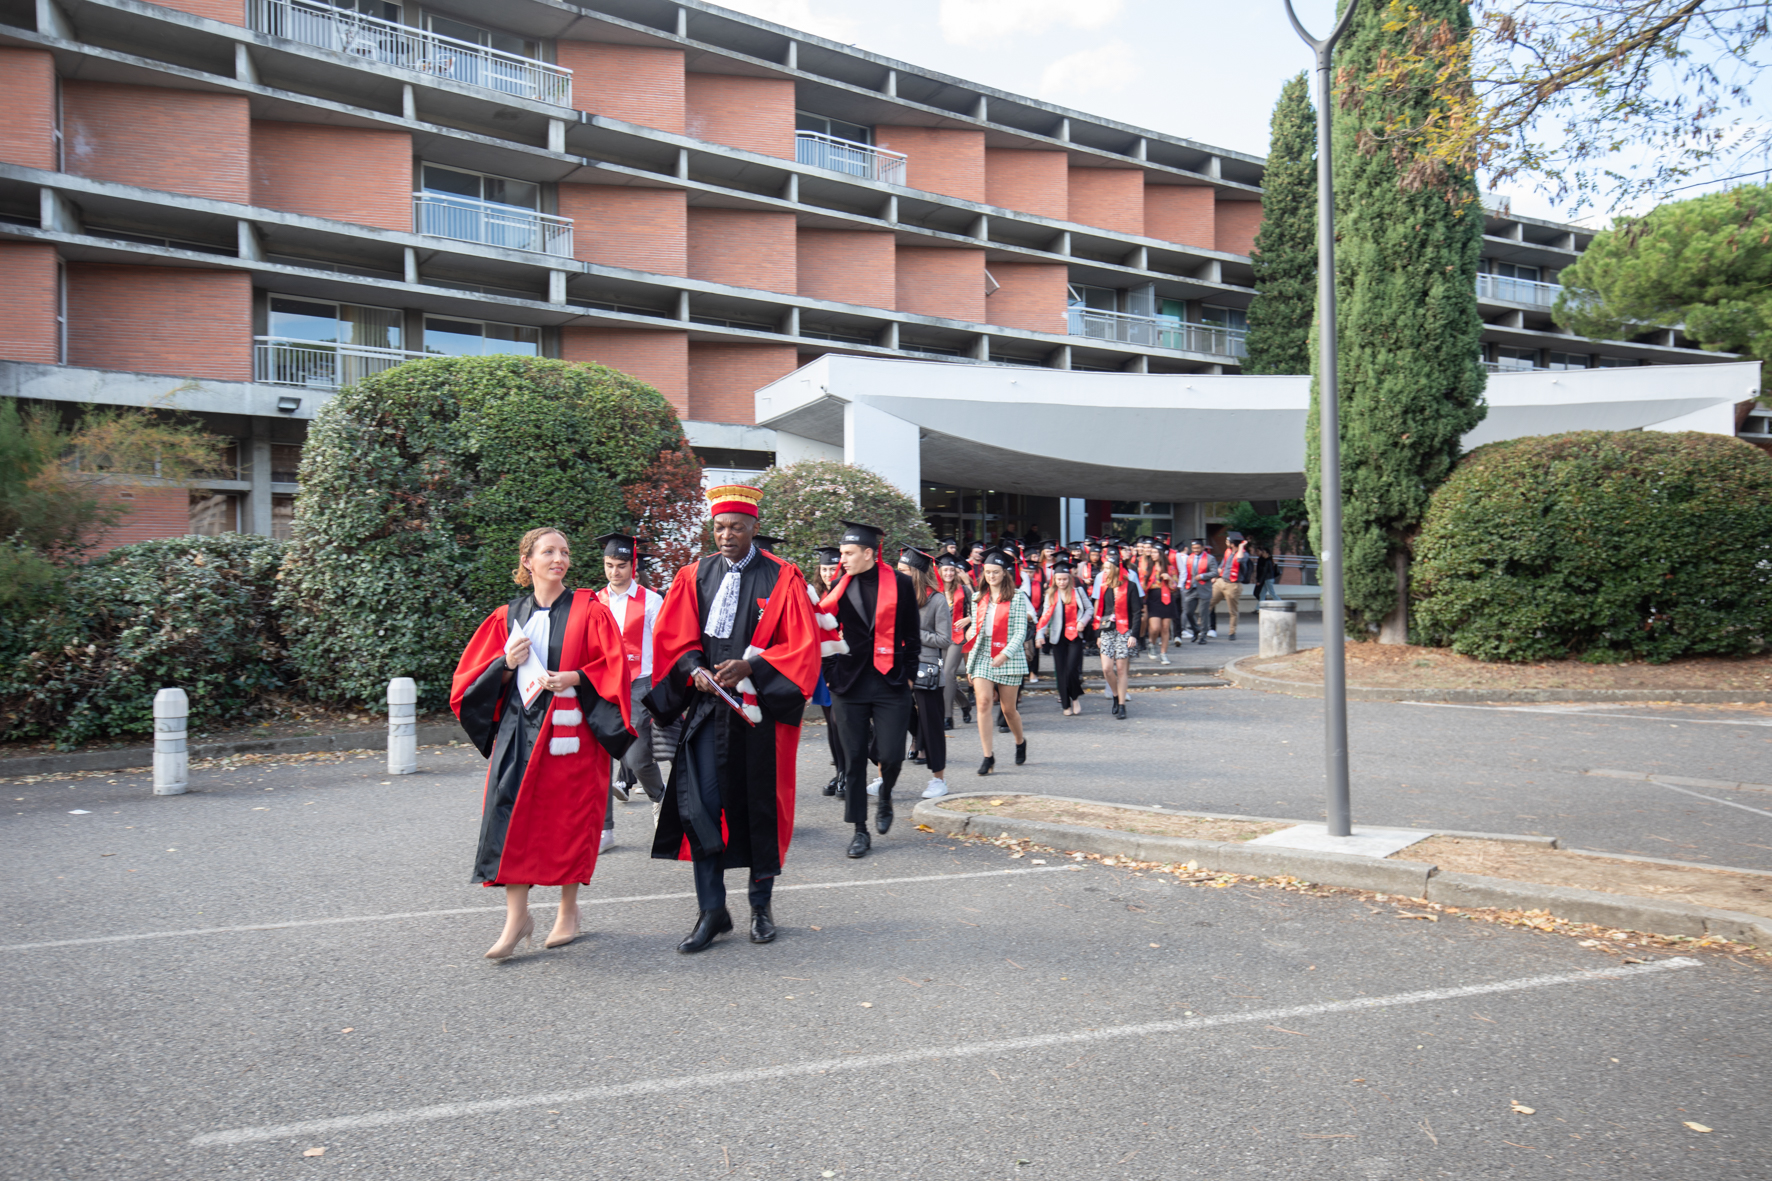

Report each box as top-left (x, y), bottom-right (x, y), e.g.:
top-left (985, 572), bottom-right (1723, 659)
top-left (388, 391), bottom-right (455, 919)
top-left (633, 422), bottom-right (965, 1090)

top-left (596, 533), bottom-right (666, 845)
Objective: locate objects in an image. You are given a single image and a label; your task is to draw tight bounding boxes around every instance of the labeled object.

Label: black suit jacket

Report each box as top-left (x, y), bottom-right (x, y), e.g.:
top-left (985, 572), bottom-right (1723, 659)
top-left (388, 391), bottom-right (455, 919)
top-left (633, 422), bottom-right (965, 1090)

top-left (824, 563), bottom-right (919, 695)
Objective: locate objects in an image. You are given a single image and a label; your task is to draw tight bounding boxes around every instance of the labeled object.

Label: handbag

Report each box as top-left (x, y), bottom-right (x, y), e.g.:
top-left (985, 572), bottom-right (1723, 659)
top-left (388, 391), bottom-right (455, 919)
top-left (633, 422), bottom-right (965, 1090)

top-left (913, 660), bottom-right (942, 691)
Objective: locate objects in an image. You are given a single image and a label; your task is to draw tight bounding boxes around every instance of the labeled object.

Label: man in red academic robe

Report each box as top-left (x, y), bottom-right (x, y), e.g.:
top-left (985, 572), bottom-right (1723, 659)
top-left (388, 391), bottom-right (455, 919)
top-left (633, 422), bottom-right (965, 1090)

top-left (645, 484), bottom-right (820, 953)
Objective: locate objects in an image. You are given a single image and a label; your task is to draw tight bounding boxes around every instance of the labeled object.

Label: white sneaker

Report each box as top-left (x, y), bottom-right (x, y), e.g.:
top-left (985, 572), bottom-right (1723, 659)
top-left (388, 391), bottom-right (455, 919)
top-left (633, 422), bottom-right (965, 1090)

top-left (867, 777), bottom-right (883, 797)
top-left (1208, 629), bottom-right (1218, 637)
top-left (651, 801), bottom-right (662, 824)
top-left (610, 779), bottom-right (630, 803)
top-left (1180, 630), bottom-right (1194, 640)
top-left (921, 778), bottom-right (949, 799)
top-left (599, 829), bottom-right (614, 854)
top-left (1159, 655), bottom-right (1171, 665)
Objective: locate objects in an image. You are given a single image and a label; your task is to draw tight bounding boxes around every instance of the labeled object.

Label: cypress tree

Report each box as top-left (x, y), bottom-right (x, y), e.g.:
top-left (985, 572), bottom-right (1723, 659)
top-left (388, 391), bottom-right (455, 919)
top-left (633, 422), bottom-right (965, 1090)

top-left (1243, 73), bottom-right (1316, 376)
top-left (1307, 0), bottom-right (1487, 642)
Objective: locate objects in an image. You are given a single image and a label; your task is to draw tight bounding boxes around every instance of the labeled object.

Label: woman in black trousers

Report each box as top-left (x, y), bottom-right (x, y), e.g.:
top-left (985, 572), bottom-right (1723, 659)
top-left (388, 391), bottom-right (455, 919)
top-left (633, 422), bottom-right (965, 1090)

top-left (1036, 558), bottom-right (1094, 716)
top-left (899, 548), bottom-right (952, 798)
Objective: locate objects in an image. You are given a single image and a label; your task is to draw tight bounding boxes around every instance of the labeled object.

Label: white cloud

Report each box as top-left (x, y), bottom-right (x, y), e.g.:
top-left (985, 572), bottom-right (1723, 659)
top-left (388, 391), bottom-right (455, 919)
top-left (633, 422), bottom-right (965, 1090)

top-left (940, 0), bottom-right (1123, 47)
top-left (1038, 41), bottom-right (1142, 101)
top-left (707, 0), bottom-right (863, 44)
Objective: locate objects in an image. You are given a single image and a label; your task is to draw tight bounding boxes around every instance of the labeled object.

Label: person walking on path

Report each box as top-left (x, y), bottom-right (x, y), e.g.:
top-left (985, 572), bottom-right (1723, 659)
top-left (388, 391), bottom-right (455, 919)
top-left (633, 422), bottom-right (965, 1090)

top-left (450, 527), bottom-right (635, 961)
top-left (898, 547), bottom-right (952, 799)
top-left (595, 533), bottom-right (665, 851)
top-left (1036, 557), bottom-right (1093, 716)
top-left (965, 548), bottom-right (1032, 775)
top-left (1093, 544), bottom-right (1142, 719)
top-left (1211, 532), bottom-right (1255, 641)
top-left (1254, 545), bottom-right (1281, 602)
top-left (1179, 538), bottom-right (1217, 644)
top-left (935, 553), bottom-right (974, 729)
top-left (644, 485), bottom-right (820, 953)
top-left (808, 546), bottom-right (849, 799)
top-left (823, 521), bottom-right (919, 859)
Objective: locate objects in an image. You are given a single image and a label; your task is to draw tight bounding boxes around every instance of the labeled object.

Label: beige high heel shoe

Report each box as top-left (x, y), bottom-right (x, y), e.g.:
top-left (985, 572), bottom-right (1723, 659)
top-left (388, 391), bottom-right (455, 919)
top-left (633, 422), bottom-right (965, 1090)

top-left (545, 905), bottom-right (581, 949)
top-left (484, 914), bottom-right (534, 962)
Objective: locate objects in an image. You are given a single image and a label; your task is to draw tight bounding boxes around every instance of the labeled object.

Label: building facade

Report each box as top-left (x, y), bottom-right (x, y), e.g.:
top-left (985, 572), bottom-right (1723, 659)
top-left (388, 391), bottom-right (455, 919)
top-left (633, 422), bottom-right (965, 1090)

top-left (0, 0), bottom-right (1742, 549)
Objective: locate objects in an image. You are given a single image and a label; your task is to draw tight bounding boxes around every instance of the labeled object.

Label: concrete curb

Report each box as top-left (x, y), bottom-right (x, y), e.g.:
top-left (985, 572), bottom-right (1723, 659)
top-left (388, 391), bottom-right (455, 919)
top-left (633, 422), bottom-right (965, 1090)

top-left (912, 792), bottom-right (1771, 946)
top-left (1221, 650), bottom-right (1772, 704)
top-left (0, 724), bottom-right (471, 779)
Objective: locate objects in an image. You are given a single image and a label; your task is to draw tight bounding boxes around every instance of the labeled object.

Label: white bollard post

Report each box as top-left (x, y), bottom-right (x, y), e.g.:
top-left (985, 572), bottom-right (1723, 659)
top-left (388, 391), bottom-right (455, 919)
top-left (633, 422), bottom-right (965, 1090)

top-left (1258, 600), bottom-right (1299, 658)
top-left (387, 677), bottom-right (418, 775)
top-left (153, 687), bottom-right (189, 796)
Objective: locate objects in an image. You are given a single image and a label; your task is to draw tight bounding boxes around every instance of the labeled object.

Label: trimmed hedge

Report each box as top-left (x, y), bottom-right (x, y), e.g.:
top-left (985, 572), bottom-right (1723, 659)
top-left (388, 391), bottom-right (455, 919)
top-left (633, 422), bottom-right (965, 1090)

top-left (754, 461), bottom-right (937, 575)
top-left (275, 355), bottom-right (689, 710)
top-left (1411, 431), bottom-right (1772, 662)
top-left (0, 534), bottom-right (289, 744)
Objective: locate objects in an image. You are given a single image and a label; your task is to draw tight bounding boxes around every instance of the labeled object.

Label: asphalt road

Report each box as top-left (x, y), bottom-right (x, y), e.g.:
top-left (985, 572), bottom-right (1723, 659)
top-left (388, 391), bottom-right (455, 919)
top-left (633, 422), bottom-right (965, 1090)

top-left (3, 690), bottom-right (1768, 1180)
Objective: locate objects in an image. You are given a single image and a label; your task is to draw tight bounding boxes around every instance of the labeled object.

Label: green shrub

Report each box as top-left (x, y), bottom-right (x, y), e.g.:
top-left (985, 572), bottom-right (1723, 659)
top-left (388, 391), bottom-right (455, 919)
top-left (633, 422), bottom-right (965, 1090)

top-left (276, 355), bottom-right (689, 710)
top-left (754, 461), bottom-right (937, 575)
top-left (0, 534), bottom-right (289, 745)
top-left (1411, 431), bottom-right (1772, 662)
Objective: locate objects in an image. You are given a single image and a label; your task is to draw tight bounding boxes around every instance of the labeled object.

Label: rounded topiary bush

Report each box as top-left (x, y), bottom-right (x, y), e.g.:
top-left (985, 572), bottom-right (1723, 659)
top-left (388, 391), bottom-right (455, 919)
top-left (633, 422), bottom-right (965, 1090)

top-left (754, 461), bottom-right (938, 575)
top-left (276, 355), bottom-right (690, 709)
top-left (1411, 430), bottom-right (1772, 662)
top-left (0, 534), bottom-right (289, 744)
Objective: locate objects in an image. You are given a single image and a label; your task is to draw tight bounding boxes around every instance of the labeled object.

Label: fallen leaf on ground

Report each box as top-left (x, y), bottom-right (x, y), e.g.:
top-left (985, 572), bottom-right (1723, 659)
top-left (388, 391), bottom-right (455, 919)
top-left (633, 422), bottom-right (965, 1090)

top-left (303, 1147), bottom-right (325, 1157)
top-left (1684, 1121), bottom-right (1712, 1133)
top-left (916, 824), bottom-right (933, 831)
top-left (858, 1002), bottom-right (872, 1008)
top-left (1399, 912), bottom-right (1439, 922)
top-left (1511, 1101), bottom-right (1536, 1115)
top-left (340, 1027), bottom-right (353, 1033)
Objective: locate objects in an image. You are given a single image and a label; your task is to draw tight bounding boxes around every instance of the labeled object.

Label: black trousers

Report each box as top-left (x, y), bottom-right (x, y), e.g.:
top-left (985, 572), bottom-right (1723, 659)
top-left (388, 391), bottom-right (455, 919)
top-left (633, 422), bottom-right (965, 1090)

top-left (1051, 636), bottom-right (1085, 708)
top-left (911, 686), bottom-right (946, 775)
top-left (684, 712), bottom-right (775, 911)
top-left (832, 671), bottom-right (912, 826)
top-left (821, 704), bottom-right (845, 782)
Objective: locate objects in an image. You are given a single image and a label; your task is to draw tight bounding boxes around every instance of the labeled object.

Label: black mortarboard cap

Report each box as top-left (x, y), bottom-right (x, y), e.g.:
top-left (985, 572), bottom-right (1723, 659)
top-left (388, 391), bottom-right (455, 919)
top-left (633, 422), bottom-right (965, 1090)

top-left (899, 546), bottom-right (933, 572)
top-left (596, 532), bottom-right (639, 561)
top-left (1226, 531), bottom-right (1246, 542)
top-left (982, 547), bottom-right (1014, 568)
top-left (754, 534), bottom-right (782, 552)
top-left (840, 520), bottom-right (883, 549)
top-left (815, 545), bottom-right (842, 565)
top-left (1041, 539), bottom-right (1058, 551)
top-left (1052, 557), bottom-right (1073, 573)
top-left (935, 552), bottom-right (961, 567)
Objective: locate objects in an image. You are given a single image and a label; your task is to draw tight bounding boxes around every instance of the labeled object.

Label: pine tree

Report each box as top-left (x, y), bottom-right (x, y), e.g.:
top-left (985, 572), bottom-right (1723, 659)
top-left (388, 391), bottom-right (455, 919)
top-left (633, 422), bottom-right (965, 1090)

top-left (1307, 0), bottom-right (1488, 642)
top-left (1243, 73), bottom-right (1316, 376)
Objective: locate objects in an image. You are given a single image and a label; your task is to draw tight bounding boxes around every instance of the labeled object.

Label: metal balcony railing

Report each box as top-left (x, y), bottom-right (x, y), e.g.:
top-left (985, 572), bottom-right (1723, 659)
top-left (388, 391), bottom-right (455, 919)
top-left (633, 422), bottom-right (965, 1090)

top-left (1066, 306), bottom-right (1249, 359)
top-left (794, 131), bottom-right (907, 186)
top-left (1477, 272), bottom-right (1560, 308)
top-left (254, 337), bottom-right (430, 389)
top-left (246, 0), bottom-right (572, 106)
top-left (413, 193), bottom-right (573, 256)
top-left (1482, 358), bottom-right (1546, 373)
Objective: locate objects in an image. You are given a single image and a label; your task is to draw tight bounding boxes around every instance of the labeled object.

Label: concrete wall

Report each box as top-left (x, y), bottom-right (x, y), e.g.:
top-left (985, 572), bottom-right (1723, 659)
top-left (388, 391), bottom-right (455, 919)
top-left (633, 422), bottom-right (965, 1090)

top-left (560, 185), bottom-right (688, 274)
top-left (251, 122), bottom-right (412, 232)
top-left (0, 48), bottom-right (56, 171)
top-left (65, 265), bottom-right (253, 380)
top-left (559, 42), bottom-right (685, 133)
top-left (684, 74), bottom-right (795, 159)
top-left (796, 229), bottom-right (895, 309)
top-left (895, 247), bottom-right (985, 323)
top-left (875, 126), bottom-right (986, 202)
top-left (0, 243), bottom-right (60, 364)
top-left (688, 208), bottom-right (796, 292)
top-left (562, 326), bottom-right (690, 416)
top-left (61, 81), bottom-right (250, 203)
top-left (984, 149), bottom-right (1068, 221)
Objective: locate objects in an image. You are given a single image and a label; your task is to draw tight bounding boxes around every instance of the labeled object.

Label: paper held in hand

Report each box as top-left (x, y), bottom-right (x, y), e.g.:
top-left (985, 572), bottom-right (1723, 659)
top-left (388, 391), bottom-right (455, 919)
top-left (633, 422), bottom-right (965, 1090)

top-left (510, 634), bottom-right (550, 708)
top-left (695, 667), bottom-right (756, 725)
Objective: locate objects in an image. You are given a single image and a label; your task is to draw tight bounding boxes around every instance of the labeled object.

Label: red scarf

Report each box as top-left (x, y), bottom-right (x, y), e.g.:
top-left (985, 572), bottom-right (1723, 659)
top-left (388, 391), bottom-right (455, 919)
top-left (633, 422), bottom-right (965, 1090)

top-left (1094, 573), bottom-right (1130, 634)
top-left (1037, 588), bottom-right (1080, 641)
top-left (1027, 566), bottom-right (1043, 612)
top-left (1185, 552), bottom-right (1211, 588)
top-left (1223, 548), bottom-right (1242, 583)
top-left (818, 562), bottom-right (897, 675)
top-left (596, 584), bottom-right (647, 669)
top-left (946, 579), bottom-right (967, 643)
top-left (970, 592), bottom-right (1014, 658)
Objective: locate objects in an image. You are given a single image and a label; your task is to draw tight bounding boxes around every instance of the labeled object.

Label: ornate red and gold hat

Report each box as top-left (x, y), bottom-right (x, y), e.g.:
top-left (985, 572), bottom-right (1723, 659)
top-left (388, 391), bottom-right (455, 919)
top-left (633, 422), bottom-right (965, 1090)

top-left (705, 483), bottom-right (762, 518)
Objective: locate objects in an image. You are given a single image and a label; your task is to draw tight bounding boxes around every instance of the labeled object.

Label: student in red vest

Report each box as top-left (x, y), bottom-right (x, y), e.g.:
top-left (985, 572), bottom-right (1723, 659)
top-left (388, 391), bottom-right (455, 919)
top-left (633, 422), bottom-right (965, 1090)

top-left (1036, 557), bottom-right (1094, 716)
top-left (1094, 544), bottom-right (1142, 718)
top-left (594, 533), bottom-right (666, 851)
top-left (824, 521), bottom-right (920, 858)
top-left (809, 545), bottom-right (849, 799)
top-left (1211, 531), bottom-right (1255, 640)
top-left (935, 552), bottom-right (975, 730)
top-left (1180, 538), bottom-right (1218, 644)
top-left (964, 548), bottom-right (1033, 773)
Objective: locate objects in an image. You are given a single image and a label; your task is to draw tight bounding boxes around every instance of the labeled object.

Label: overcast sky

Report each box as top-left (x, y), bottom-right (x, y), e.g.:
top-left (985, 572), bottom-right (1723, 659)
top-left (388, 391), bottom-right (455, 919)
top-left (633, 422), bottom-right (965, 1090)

top-left (715, 0), bottom-right (1768, 226)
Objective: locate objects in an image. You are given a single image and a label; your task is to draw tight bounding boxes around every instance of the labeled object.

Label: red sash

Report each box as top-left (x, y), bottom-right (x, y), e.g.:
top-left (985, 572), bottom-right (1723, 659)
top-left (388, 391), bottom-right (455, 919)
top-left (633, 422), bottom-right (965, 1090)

top-left (948, 582), bottom-right (967, 644)
top-left (1027, 568), bottom-right (1043, 613)
top-left (818, 563), bottom-right (897, 676)
top-left (1186, 553), bottom-right (1210, 588)
top-left (1037, 589), bottom-right (1079, 641)
top-left (1094, 577), bottom-right (1130, 634)
top-left (597, 585), bottom-right (647, 669)
top-left (1223, 549), bottom-right (1241, 583)
top-left (977, 595), bottom-right (1012, 659)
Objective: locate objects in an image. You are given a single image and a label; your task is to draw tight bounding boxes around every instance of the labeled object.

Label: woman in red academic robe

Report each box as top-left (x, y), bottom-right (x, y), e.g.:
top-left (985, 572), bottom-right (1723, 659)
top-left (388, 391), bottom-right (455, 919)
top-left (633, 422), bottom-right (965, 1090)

top-left (450, 526), bottom-right (633, 961)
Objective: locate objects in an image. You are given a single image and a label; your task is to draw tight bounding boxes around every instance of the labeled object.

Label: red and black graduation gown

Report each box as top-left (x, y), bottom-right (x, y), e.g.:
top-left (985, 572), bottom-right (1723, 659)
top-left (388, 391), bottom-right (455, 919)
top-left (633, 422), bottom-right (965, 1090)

top-left (450, 589), bottom-right (633, 886)
top-left (644, 550), bottom-right (820, 878)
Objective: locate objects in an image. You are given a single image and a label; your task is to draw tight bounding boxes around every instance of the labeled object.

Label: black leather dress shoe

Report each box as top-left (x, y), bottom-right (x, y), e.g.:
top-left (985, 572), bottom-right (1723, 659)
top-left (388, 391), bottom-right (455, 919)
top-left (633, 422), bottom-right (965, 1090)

top-left (821, 776), bottom-right (838, 797)
top-left (962, 707), bottom-right (973, 724)
top-left (996, 715), bottom-right (1011, 734)
top-left (749, 905), bottom-right (776, 943)
top-left (909, 751), bottom-right (925, 765)
top-left (846, 829), bottom-right (871, 858)
top-left (978, 755), bottom-right (995, 776)
top-left (1014, 740), bottom-right (1027, 765)
top-left (944, 717), bottom-right (954, 731)
top-left (875, 789), bottom-right (895, 834)
top-left (677, 907), bottom-right (733, 953)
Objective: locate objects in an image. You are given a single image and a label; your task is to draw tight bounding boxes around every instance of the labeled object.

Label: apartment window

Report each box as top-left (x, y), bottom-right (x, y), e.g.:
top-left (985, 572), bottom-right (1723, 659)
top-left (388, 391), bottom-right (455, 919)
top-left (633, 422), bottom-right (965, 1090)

top-left (423, 316), bottom-right (541, 357)
top-left (1199, 305), bottom-right (1249, 333)
top-left (421, 164), bottom-right (539, 212)
top-left (1067, 283), bottom-right (1118, 313)
top-left (796, 112), bottom-right (872, 145)
top-left (268, 295), bottom-right (403, 349)
top-left (426, 13), bottom-right (540, 59)
top-left (272, 494), bottom-right (297, 541)
top-left (1493, 345), bottom-right (1540, 371)
top-left (321, 0), bottom-right (399, 18)
top-left (1483, 260), bottom-right (1540, 282)
top-left (270, 444), bottom-right (304, 484)
top-left (190, 491), bottom-right (241, 536)
top-left (1546, 351), bottom-right (1591, 370)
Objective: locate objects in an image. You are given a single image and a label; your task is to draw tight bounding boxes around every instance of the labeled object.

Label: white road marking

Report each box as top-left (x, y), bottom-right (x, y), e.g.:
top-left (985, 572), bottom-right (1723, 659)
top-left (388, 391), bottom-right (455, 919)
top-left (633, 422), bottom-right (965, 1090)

top-left (189, 957), bottom-right (1703, 1148)
top-left (1649, 780), bottom-right (1772, 821)
top-left (1402, 701), bottom-right (1772, 727)
top-left (0, 866), bottom-right (1077, 953)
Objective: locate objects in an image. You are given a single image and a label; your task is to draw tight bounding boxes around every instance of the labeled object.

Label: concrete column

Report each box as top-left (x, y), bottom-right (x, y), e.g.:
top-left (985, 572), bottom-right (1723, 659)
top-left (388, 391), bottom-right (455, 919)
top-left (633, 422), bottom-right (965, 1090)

top-left (249, 430), bottom-right (273, 536)
top-left (235, 43), bottom-right (259, 85)
top-left (402, 83), bottom-right (416, 121)
top-left (153, 688), bottom-right (188, 796)
top-left (548, 118), bottom-right (567, 153)
top-left (387, 678), bottom-right (417, 775)
top-left (237, 221), bottom-right (264, 261)
top-left (404, 247), bottom-right (420, 285)
top-left (1259, 601), bottom-right (1298, 657)
top-left (548, 269), bottom-right (568, 304)
top-left (843, 400), bottom-right (920, 499)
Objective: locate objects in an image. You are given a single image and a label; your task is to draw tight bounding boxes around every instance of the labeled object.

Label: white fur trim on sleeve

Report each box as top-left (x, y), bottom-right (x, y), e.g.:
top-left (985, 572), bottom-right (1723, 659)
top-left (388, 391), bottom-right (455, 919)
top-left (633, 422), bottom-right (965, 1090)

top-left (736, 679), bottom-right (756, 696)
top-left (815, 612), bottom-right (838, 630)
top-left (552, 709), bottom-right (583, 728)
top-left (548, 736), bottom-right (580, 756)
top-left (742, 705), bottom-right (763, 724)
top-left (820, 638), bottom-right (850, 658)
top-left (743, 645), bottom-right (765, 662)
top-left (554, 686), bottom-right (576, 699)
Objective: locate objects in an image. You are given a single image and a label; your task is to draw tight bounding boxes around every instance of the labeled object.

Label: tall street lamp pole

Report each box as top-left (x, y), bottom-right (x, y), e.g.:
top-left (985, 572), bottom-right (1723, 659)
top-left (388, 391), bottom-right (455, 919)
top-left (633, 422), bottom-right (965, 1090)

top-left (1283, 0), bottom-right (1359, 837)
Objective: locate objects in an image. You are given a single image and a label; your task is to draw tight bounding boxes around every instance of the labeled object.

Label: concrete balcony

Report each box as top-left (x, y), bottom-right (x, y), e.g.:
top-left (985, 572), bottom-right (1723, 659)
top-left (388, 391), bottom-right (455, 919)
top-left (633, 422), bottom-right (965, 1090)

top-left (254, 337), bottom-right (431, 390)
top-left (246, 0), bottom-right (573, 107)
top-left (1477, 272), bottom-right (1560, 308)
top-left (412, 193), bottom-right (573, 257)
top-left (1066, 306), bottom-right (1248, 359)
top-left (793, 131), bottom-right (907, 187)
